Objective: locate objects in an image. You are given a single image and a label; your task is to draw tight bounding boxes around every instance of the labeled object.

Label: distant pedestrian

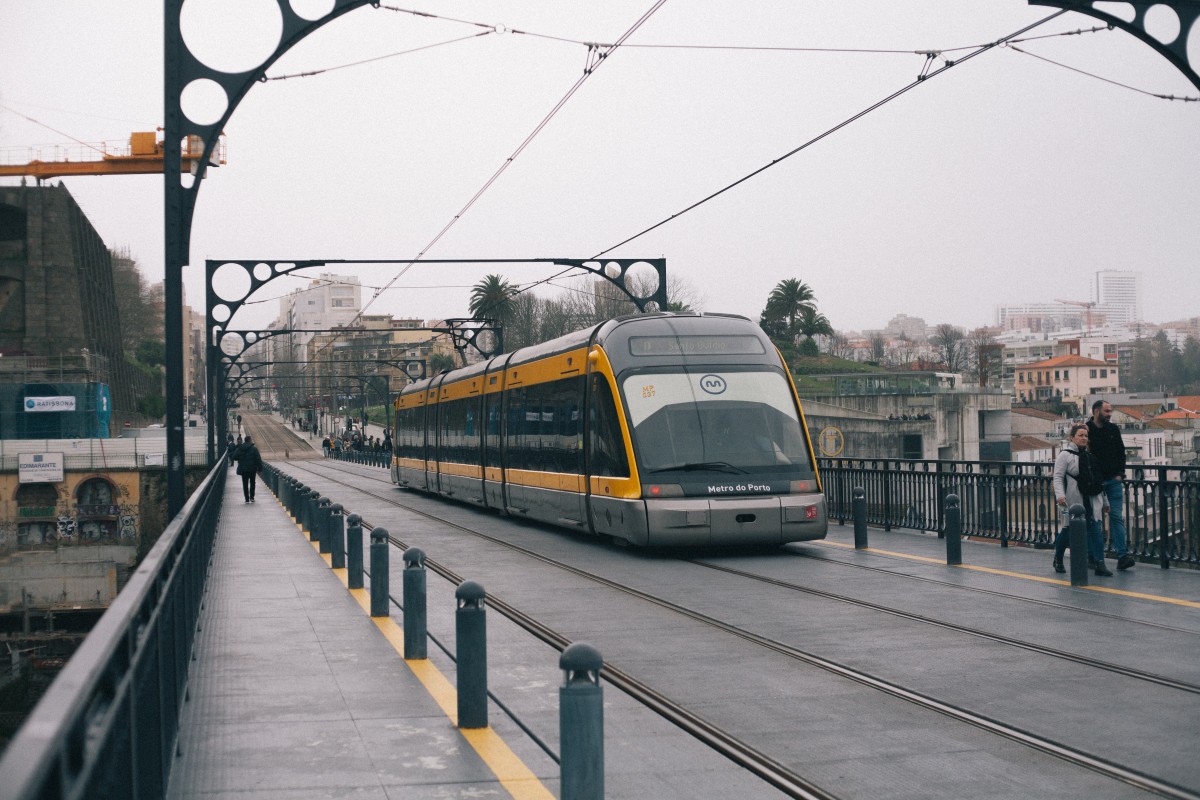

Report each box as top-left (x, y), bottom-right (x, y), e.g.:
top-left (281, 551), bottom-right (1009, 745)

top-left (1052, 423), bottom-right (1110, 576)
top-left (233, 435), bottom-right (263, 503)
top-left (321, 436), bottom-right (331, 458)
top-left (1087, 400), bottom-right (1134, 570)
top-left (226, 434), bottom-right (236, 467)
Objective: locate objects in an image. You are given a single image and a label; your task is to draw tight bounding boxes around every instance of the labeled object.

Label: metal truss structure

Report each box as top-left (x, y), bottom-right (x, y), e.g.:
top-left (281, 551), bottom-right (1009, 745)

top-left (164, 0), bottom-right (1196, 514)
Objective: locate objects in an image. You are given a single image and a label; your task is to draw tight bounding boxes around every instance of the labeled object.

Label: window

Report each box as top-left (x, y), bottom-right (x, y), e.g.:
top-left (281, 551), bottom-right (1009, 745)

top-left (1063, 370), bottom-right (1069, 380)
top-left (1090, 369), bottom-right (1097, 379)
top-left (588, 375), bottom-right (629, 478)
top-left (1054, 370), bottom-right (1060, 381)
top-left (1100, 369), bottom-right (1107, 378)
top-left (1019, 373), bottom-right (1025, 383)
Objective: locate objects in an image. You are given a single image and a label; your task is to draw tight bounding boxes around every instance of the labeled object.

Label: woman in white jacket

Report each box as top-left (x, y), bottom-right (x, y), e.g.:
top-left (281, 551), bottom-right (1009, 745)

top-left (1052, 423), bottom-right (1111, 576)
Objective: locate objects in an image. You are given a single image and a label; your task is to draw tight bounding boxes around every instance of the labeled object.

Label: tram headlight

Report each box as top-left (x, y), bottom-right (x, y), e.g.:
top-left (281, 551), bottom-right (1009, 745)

top-left (789, 480), bottom-right (816, 493)
top-left (642, 483), bottom-right (684, 498)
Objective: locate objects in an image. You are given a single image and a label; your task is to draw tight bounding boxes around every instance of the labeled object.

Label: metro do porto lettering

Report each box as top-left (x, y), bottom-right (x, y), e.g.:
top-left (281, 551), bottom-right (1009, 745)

top-left (706, 483), bottom-right (774, 494)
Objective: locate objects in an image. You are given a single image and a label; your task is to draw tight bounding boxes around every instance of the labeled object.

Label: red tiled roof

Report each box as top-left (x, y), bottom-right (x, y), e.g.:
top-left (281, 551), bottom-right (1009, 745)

top-left (1011, 435), bottom-right (1055, 452)
top-left (1175, 396), bottom-right (1200, 413)
top-left (1017, 355), bottom-right (1110, 370)
top-left (1011, 407), bottom-right (1063, 421)
top-left (1158, 408), bottom-right (1198, 419)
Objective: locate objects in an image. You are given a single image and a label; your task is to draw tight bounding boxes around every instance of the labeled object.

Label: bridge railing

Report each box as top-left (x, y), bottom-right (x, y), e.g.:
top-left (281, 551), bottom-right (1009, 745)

top-left (818, 458), bottom-right (1200, 568)
top-left (0, 459), bottom-right (227, 799)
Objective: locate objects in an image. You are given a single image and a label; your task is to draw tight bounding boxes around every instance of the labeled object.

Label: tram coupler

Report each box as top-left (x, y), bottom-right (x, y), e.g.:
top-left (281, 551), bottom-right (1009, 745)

top-left (1068, 504), bottom-right (1089, 587)
top-left (456, 580), bottom-right (488, 729)
top-left (329, 504), bottom-right (345, 569)
top-left (402, 548), bottom-right (427, 659)
top-left (346, 514), bottom-right (364, 589)
top-left (370, 527), bottom-right (389, 617)
top-left (560, 642), bottom-right (604, 800)
top-left (853, 486), bottom-right (868, 549)
top-left (944, 494), bottom-right (962, 565)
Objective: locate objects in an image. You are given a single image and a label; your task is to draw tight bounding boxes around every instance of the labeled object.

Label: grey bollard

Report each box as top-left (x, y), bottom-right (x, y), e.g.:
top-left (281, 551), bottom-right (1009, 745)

top-left (560, 642), bottom-right (604, 800)
top-left (852, 486), bottom-right (868, 550)
top-left (346, 514), bottom-right (364, 589)
top-left (1068, 504), bottom-right (1089, 587)
top-left (317, 497), bottom-right (332, 553)
top-left (455, 580), bottom-right (488, 729)
top-left (402, 548), bottom-right (428, 659)
top-left (945, 494), bottom-right (962, 565)
top-left (306, 489), bottom-right (321, 541)
top-left (329, 504), bottom-right (345, 569)
top-left (295, 484), bottom-right (309, 529)
top-left (370, 527), bottom-right (389, 617)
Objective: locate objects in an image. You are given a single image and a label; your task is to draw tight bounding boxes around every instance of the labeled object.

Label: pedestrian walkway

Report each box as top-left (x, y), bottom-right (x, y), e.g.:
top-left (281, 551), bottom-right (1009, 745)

top-left (167, 468), bottom-right (555, 799)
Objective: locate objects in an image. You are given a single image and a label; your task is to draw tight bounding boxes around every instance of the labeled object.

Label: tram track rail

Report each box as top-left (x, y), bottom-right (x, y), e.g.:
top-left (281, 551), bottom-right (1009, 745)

top-left (279, 458), bottom-right (1200, 800)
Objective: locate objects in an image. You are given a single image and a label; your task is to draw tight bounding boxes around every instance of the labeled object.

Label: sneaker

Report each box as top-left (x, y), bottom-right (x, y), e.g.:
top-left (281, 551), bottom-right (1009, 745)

top-left (1094, 562), bottom-right (1114, 577)
top-left (1117, 554), bottom-right (1136, 570)
top-left (1088, 558), bottom-right (1099, 569)
top-left (1052, 558), bottom-right (1065, 574)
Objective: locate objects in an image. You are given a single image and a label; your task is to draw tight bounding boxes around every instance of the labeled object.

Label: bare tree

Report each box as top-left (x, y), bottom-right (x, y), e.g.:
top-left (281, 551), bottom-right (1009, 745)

top-left (929, 324), bottom-right (967, 372)
top-left (966, 326), bottom-right (1003, 387)
top-left (869, 333), bottom-right (887, 364)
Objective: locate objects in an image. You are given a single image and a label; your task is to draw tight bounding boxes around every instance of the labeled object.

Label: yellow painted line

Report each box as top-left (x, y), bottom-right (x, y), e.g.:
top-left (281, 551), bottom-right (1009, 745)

top-left (821, 540), bottom-right (1200, 608)
top-left (271, 489), bottom-right (553, 799)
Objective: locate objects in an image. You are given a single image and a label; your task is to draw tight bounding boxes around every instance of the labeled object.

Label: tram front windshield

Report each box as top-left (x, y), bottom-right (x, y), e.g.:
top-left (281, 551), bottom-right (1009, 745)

top-left (621, 369), bottom-right (816, 489)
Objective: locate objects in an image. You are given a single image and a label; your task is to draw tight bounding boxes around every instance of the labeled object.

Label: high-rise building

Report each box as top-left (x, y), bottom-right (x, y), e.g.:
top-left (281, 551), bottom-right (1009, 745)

top-left (1094, 269), bottom-right (1142, 324)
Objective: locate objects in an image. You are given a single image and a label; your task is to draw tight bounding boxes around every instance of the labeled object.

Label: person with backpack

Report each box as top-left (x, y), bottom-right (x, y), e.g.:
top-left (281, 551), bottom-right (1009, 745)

top-left (1052, 423), bottom-right (1110, 576)
top-left (233, 434), bottom-right (263, 503)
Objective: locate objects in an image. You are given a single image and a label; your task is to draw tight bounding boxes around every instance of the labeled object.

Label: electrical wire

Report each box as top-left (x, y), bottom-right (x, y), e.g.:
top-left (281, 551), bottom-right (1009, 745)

top-left (302, 0), bottom-right (668, 364)
top-left (262, 32), bottom-right (492, 81)
top-left (592, 10), bottom-right (1071, 258)
top-left (1007, 44), bottom-right (1199, 101)
top-left (0, 103), bottom-right (110, 156)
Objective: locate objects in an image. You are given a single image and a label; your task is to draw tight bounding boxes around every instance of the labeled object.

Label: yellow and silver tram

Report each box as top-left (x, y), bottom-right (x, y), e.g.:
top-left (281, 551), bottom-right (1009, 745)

top-left (392, 312), bottom-right (827, 546)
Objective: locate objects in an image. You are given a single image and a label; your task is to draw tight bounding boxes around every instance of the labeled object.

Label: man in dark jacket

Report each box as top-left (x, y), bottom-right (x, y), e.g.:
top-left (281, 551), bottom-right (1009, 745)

top-left (1087, 400), bottom-right (1134, 570)
top-left (233, 435), bottom-right (264, 503)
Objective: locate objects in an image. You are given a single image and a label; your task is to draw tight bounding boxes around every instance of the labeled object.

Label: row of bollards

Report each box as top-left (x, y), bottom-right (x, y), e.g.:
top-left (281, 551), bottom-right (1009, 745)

top-left (850, 485), bottom-right (1091, 587)
top-left (263, 465), bottom-right (605, 799)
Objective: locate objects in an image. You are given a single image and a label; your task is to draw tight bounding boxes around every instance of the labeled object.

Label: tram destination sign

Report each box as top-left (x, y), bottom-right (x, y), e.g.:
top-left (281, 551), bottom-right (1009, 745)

top-left (630, 335), bottom-right (765, 357)
top-left (24, 396), bottom-right (76, 412)
top-left (19, 452), bottom-right (64, 484)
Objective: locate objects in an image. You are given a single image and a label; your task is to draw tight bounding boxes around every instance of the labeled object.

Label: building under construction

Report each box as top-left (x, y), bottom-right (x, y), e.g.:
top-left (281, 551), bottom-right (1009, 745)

top-left (0, 184), bottom-right (158, 436)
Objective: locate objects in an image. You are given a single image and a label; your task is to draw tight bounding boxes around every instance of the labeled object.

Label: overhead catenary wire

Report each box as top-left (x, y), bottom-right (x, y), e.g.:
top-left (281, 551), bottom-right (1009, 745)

top-left (592, 10), bottom-right (1073, 259)
top-left (300, 0), bottom-right (668, 365)
top-left (1007, 44), bottom-right (1199, 101)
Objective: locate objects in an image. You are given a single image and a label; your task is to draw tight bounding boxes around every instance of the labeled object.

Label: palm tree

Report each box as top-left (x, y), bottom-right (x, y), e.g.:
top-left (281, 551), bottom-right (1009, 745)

top-left (468, 275), bottom-right (518, 354)
top-left (765, 278), bottom-right (817, 337)
top-left (795, 306), bottom-right (833, 356)
top-left (468, 274), bottom-right (517, 323)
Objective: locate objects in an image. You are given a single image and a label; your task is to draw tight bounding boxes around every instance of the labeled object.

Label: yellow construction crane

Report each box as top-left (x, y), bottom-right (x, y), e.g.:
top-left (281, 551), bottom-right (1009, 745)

top-left (0, 131), bottom-right (225, 180)
top-left (1055, 298), bottom-right (1096, 336)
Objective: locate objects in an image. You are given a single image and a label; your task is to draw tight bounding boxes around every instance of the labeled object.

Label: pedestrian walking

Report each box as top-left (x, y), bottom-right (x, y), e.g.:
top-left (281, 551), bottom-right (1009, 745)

top-left (233, 434), bottom-right (263, 503)
top-left (321, 436), bottom-right (331, 458)
top-left (1087, 400), bottom-right (1135, 570)
top-left (1052, 423), bottom-right (1110, 576)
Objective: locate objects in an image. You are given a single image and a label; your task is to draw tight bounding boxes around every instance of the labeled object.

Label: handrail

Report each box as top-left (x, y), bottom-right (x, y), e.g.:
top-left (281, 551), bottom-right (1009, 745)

top-left (0, 459), bottom-right (228, 799)
top-left (819, 458), bottom-right (1200, 567)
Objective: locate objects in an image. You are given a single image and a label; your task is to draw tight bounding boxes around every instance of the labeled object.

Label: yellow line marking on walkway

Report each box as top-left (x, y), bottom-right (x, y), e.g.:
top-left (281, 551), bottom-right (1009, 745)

top-left (271, 488), bottom-right (554, 800)
top-left (821, 540), bottom-right (1200, 608)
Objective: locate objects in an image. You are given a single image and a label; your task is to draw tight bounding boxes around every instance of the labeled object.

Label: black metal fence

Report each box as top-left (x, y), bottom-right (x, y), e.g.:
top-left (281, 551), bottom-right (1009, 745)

top-left (0, 460), bottom-right (227, 799)
top-left (818, 458), bottom-right (1200, 568)
top-left (328, 448), bottom-right (390, 467)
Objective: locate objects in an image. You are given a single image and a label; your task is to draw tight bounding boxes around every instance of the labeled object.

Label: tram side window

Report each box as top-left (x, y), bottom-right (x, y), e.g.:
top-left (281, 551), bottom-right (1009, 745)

top-left (588, 375), bottom-right (629, 478)
top-left (395, 406), bottom-right (426, 461)
top-left (505, 386), bottom-right (533, 471)
top-left (503, 377), bottom-right (585, 474)
top-left (484, 394), bottom-right (502, 468)
top-left (438, 397), bottom-right (481, 464)
top-left (547, 376), bottom-right (584, 474)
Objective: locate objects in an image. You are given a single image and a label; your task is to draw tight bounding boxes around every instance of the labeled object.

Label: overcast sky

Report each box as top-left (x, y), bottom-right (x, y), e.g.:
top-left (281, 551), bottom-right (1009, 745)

top-left (2, 1), bottom-right (1197, 336)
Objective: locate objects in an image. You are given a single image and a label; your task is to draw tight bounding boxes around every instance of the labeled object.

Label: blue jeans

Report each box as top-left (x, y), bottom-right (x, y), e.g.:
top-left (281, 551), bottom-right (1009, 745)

top-left (1054, 516), bottom-right (1106, 564)
top-left (1103, 478), bottom-right (1129, 557)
